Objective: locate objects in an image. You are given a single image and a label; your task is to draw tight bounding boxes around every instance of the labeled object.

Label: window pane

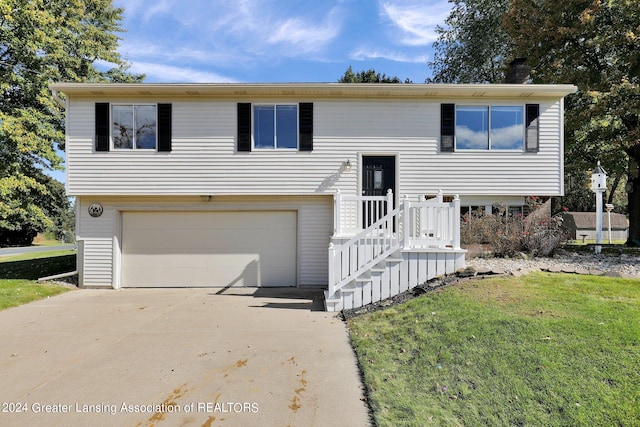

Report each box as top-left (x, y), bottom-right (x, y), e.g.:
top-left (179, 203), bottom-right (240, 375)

top-left (456, 106), bottom-right (488, 149)
top-left (276, 105), bottom-right (297, 149)
top-left (374, 170), bottom-right (383, 189)
top-left (135, 105), bottom-right (157, 149)
top-left (254, 106), bottom-right (274, 149)
top-left (112, 105), bottom-right (133, 149)
top-left (491, 106), bottom-right (523, 150)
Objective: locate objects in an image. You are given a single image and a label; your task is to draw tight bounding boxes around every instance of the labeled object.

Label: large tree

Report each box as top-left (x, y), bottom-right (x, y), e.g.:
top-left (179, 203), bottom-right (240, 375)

top-left (0, 0), bottom-right (142, 245)
top-left (339, 66), bottom-right (411, 83)
top-left (427, 0), bottom-right (512, 83)
top-left (503, 0), bottom-right (640, 245)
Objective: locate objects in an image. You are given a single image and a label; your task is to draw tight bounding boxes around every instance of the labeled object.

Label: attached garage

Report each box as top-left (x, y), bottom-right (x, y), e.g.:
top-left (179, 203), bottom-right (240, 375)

top-left (121, 210), bottom-right (297, 287)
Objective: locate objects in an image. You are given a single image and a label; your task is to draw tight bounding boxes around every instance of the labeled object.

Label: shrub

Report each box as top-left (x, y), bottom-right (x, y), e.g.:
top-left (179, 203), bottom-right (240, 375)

top-left (461, 198), bottom-right (567, 257)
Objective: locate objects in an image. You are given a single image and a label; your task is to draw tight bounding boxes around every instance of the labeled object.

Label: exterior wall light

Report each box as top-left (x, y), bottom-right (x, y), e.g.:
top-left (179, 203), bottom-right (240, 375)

top-left (344, 159), bottom-right (352, 172)
top-left (200, 195), bottom-right (212, 202)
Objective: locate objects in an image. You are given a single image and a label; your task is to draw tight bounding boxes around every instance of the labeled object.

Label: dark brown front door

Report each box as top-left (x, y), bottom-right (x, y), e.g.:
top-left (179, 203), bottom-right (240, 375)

top-left (362, 156), bottom-right (396, 227)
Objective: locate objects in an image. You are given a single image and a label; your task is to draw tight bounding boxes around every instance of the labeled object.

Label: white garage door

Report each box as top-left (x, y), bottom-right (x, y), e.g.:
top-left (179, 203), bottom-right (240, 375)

top-left (121, 211), bottom-right (297, 287)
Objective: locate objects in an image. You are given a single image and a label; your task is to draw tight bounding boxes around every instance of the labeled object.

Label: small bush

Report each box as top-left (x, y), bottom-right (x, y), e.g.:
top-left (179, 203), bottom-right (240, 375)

top-left (461, 198), bottom-right (567, 257)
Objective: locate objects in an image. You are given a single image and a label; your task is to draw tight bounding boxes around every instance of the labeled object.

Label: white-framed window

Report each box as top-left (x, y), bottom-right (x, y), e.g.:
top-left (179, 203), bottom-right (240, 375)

top-left (253, 104), bottom-right (298, 149)
top-left (112, 104), bottom-right (157, 150)
top-left (456, 105), bottom-right (524, 150)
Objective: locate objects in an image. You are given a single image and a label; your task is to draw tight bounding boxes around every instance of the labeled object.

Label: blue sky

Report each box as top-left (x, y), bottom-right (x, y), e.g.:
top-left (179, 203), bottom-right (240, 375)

top-left (110, 0), bottom-right (453, 83)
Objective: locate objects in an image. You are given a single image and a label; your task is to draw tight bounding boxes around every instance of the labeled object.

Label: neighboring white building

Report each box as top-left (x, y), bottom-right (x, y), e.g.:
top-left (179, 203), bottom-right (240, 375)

top-left (52, 82), bottom-right (576, 310)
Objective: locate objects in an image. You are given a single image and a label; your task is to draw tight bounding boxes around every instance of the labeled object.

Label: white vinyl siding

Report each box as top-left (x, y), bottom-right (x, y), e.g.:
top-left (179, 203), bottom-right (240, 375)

top-left (66, 98), bottom-right (564, 199)
top-left (76, 195), bottom-right (332, 289)
top-left (76, 200), bottom-right (115, 287)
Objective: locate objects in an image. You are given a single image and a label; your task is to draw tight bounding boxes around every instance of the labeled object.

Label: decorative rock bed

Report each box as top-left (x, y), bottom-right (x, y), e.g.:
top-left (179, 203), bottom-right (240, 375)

top-left (341, 252), bottom-right (640, 319)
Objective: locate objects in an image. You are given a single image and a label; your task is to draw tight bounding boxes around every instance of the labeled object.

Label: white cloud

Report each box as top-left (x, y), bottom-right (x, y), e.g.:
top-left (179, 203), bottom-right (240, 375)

top-left (115, 0), bottom-right (344, 67)
top-left (118, 40), bottom-right (245, 67)
top-left (210, 3), bottom-right (344, 56)
top-left (457, 126), bottom-right (489, 149)
top-left (380, 0), bottom-right (451, 46)
top-left (141, 0), bottom-right (172, 22)
top-left (267, 12), bottom-right (342, 55)
top-left (351, 47), bottom-right (428, 63)
top-left (491, 124), bottom-right (524, 149)
top-left (128, 62), bottom-right (238, 83)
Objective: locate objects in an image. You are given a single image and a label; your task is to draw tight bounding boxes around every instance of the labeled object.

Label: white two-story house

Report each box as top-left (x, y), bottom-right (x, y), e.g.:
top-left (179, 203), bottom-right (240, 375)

top-left (51, 82), bottom-right (576, 311)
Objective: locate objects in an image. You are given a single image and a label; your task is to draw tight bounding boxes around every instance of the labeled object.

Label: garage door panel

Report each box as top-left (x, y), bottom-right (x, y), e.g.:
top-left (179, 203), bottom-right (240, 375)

top-left (121, 211), bottom-right (297, 287)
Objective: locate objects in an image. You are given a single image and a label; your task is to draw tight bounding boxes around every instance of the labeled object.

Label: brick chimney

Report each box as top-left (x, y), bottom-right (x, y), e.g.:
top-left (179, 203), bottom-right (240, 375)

top-left (505, 58), bottom-right (531, 84)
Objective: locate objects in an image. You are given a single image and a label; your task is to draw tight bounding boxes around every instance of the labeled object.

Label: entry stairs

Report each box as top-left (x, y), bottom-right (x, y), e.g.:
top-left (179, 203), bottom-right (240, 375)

top-left (324, 190), bottom-right (466, 312)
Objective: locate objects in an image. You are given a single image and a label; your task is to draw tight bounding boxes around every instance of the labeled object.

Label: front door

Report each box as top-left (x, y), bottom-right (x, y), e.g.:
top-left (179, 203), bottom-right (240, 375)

top-left (362, 156), bottom-right (396, 227)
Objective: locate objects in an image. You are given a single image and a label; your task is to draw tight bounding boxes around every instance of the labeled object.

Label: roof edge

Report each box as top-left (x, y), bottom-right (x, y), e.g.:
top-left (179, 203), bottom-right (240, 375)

top-left (50, 82), bottom-right (578, 99)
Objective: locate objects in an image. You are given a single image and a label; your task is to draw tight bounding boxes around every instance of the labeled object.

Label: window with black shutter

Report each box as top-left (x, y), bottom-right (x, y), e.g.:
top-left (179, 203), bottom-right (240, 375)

top-left (237, 102), bottom-right (313, 151)
top-left (441, 103), bottom-right (539, 152)
top-left (95, 102), bottom-right (171, 151)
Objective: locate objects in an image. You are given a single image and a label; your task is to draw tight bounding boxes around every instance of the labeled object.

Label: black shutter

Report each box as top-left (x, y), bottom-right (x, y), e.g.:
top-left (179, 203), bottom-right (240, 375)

top-left (237, 103), bottom-right (252, 152)
top-left (95, 103), bottom-right (110, 152)
top-left (157, 103), bottom-right (172, 152)
top-left (440, 103), bottom-right (455, 152)
top-left (525, 104), bottom-right (539, 153)
top-left (299, 102), bottom-right (313, 151)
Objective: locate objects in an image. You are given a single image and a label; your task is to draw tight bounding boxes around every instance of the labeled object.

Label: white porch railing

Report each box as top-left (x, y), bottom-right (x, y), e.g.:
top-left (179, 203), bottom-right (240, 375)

top-left (328, 190), bottom-right (461, 296)
top-left (403, 191), bottom-right (461, 250)
top-left (328, 204), bottom-right (400, 296)
top-left (333, 189), bottom-right (394, 236)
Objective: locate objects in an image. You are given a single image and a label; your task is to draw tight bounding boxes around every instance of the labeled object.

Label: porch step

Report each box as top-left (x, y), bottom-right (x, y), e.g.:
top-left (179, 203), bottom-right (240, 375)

top-left (323, 290), bottom-right (343, 312)
top-left (325, 249), bottom-right (466, 312)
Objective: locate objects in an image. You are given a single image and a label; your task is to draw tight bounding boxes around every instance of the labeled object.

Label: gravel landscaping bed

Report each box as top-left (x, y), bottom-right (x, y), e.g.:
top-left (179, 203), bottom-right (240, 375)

top-left (341, 251), bottom-right (640, 320)
top-left (467, 251), bottom-right (640, 278)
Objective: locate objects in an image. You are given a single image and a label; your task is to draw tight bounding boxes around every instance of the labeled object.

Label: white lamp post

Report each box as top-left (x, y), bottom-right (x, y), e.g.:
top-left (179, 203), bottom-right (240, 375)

top-left (590, 161), bottom-right (608, 254)
top-left (605, 203), bottom-right (614, 244)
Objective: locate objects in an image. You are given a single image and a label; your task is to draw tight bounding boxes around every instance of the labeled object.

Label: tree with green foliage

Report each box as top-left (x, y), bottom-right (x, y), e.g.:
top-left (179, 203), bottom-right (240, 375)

top-left (504, 0), bottom-right (640, 245)
top-left (0, 0), bottom-right (143, 246)
top-left (427, 0), bottom-right (512, 83)
top-left (339, 66), bottom-right (411, 83)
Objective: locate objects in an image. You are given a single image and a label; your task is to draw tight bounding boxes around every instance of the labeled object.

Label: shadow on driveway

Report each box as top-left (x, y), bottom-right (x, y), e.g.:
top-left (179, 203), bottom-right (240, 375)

top-left (213, 287), bottom-right (326, 311)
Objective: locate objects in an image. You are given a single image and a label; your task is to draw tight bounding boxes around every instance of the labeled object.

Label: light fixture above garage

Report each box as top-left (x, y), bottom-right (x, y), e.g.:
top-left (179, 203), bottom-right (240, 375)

top-left (200, 195), bottom-right (212, 202)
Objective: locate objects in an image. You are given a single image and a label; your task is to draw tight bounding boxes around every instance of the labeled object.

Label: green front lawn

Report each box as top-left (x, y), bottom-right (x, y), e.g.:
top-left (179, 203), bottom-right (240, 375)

top-left (348, 273), bottom-right (640, 426)
top-left (0, 250), bottom-right (75, 310)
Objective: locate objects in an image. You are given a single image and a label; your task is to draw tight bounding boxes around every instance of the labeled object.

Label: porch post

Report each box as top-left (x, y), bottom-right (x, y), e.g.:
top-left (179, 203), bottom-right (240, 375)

top-left (418, 195), bottom-right (425, 237)
top-left (436, 190), bottom-right (444, 241)
top-left (334, 190), bottom-right (342, 236)
top-left (402, 194), bottom-right (410, 249)
top-left (328, 243), bottom-right (336, 295)
top-left (452, 194), bottom-right (461, 250)
top-left (386, 189), bottom-right (393, 237)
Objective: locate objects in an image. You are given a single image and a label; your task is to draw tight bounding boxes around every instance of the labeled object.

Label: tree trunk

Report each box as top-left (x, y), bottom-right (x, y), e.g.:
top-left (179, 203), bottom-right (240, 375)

top-left (607, 174), bottom-right (620, 205)
top-left (626, 147), bottom-right (640, 246)
top-left (627, 174), bottom-right (640, 246)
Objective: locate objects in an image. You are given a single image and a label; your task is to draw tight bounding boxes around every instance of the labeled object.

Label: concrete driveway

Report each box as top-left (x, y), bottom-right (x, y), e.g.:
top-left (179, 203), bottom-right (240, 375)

top-left (0, 288), bottom-right (370, 426)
